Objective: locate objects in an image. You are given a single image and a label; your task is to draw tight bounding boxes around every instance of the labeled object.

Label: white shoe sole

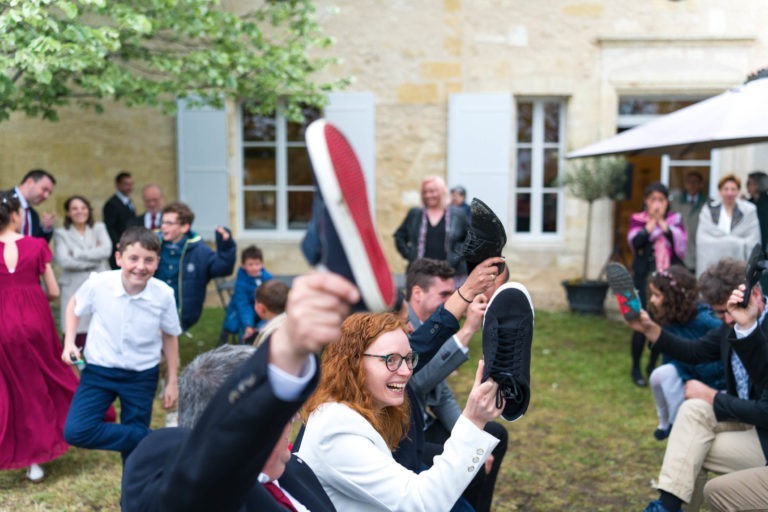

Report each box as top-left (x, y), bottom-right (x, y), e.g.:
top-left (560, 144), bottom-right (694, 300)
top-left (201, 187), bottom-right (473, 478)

top-left (484, 282), bottom-right (535, 326)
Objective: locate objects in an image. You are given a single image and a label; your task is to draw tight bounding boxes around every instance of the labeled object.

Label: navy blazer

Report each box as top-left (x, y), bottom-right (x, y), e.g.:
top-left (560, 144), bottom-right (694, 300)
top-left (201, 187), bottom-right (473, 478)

top-left (656, 323), bottom-right (768, 458)
top-left (7, 189), bottom-right (52, 242)
top-left (103, 193), bottom-right (135, 267)
top-left (121, 340), bottom-right (331, 512)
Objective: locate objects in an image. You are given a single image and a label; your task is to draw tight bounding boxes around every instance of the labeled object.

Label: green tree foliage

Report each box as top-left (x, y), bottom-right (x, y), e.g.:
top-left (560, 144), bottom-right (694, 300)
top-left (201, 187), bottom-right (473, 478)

top-left (0, 0), bottom-right (345, 121)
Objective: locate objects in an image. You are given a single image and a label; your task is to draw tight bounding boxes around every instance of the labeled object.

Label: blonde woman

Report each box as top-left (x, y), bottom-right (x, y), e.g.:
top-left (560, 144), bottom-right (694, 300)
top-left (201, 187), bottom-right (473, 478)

top-left (394, 176), bottom-right (469, 273)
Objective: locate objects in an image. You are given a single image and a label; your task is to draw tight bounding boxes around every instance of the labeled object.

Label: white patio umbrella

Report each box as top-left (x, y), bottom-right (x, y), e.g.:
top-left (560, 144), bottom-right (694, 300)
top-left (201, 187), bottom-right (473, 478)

top-left (567, 72), bottom-right (768, 159)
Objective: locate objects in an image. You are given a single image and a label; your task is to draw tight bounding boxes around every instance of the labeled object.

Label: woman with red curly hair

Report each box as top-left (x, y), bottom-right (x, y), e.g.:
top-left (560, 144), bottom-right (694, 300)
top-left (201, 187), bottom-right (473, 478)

top-left (298, 312), bottom-right (502, 511)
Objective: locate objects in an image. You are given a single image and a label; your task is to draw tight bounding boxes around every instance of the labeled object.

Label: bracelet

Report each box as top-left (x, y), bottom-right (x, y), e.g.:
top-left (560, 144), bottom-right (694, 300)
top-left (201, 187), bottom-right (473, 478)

top-left (456, 287), bottom-right (472, 304)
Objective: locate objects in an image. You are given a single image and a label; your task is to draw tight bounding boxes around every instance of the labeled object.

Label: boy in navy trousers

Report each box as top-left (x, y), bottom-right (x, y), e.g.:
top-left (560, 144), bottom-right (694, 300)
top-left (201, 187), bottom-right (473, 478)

top-left (62, 226), bottom-right (181, 461)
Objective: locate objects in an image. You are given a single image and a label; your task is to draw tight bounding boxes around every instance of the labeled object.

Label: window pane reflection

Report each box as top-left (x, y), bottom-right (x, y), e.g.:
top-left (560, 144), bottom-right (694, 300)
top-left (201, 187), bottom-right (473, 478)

top-left (242, 109), bottom-right (276, 141)
top-left (542, 193), bottom-right (558, 233)
top-left (544, 103), bottom-right (560, 142)
top-left (244, 148), bottom-right (276, 186)
top-left (516, 194), bottom-right (530, 233)
top-left (287, 147), bottom-right (314, 186)
top-left (516, 149), bottom-right (532, 187)
top-left (244, 191), bottom-right (276, 230)
top-left (288, 191), bottom-right (314, 230)
top-left (517, 102), bottom-right (533, 143)
top-left (618, 98), bottom-right (701, 116)
top-left (543, 149), bottom-right (559, 187)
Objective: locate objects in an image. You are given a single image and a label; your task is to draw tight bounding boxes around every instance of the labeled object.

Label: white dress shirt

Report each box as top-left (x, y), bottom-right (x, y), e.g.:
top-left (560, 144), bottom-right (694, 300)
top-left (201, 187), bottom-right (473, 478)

top-left (75, 270), bottom-right (181, 371)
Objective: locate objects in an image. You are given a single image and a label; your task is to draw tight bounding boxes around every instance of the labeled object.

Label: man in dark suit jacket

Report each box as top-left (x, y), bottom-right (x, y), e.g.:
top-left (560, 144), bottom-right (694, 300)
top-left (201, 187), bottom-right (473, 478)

top-left (121, 272), bottom-right (357, 512)
top-left (127, 184), bottom-right (164, 230)
top-left (628, 258), bottom-right (768, 512)
top-left (11, 169), bottom-right (56, 243)
top-left (103, 171), bottom-right (135, 269)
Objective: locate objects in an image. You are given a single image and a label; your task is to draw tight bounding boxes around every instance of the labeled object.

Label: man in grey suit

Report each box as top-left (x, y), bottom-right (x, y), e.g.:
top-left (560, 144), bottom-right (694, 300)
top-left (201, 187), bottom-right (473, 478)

top-left (399, 257), bottom-right (509, 512)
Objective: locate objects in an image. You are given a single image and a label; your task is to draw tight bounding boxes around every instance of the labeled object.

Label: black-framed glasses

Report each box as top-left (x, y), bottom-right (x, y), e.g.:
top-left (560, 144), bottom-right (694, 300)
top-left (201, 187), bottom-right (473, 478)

top-left (362, 352), bottom-right (419, 372)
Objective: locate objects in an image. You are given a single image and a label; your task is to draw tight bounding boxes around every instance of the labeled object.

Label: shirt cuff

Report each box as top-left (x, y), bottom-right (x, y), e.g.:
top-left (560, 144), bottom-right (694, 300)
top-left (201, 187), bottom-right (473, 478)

top-left (452, 335), bottom-right (469, 354)
top-left (268, 356), bottom-right (316, 401)
top-left (734, 321), bottom-right (758, 339)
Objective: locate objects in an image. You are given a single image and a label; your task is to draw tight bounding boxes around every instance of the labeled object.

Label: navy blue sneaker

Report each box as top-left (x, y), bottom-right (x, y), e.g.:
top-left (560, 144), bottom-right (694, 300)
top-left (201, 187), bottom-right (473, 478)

top-left (643, 499), bottom-right (679, 512)
top-left (303, 119), bottom-right (395, 312)
top-left (482, 282), bottom-right (534, 421)
top-left (653, 425), bottom-right (672, 441)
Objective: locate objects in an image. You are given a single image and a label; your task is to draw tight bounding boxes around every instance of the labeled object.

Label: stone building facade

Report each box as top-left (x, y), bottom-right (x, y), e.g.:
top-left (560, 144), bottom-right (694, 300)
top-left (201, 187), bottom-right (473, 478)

top-left (2, 0), bottom-right (767, 308)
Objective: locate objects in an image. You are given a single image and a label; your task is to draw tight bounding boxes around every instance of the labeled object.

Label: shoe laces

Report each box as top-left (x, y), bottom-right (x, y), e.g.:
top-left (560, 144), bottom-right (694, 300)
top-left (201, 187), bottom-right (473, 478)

top-left (487, 322), bottom-right (529, 409)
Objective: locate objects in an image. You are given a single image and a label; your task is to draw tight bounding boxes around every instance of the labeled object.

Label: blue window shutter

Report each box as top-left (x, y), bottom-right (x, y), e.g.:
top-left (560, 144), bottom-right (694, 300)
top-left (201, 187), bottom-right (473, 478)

top-left (325, 92), bottom-right (376, 214)
top-left (177, 99), bottom-right (229, 239)
top-left (447, 93), bottom-right (512, 234)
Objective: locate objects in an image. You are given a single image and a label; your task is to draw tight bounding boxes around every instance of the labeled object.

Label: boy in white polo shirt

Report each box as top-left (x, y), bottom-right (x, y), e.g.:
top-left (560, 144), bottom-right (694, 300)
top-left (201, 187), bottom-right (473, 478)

top-left (61, 226), bottom-right (181, 461)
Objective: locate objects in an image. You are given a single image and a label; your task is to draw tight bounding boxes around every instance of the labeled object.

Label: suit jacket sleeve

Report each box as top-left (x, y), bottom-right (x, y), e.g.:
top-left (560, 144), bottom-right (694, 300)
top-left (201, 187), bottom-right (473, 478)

top-left (653, 324), bottom-right (726, 365)
top-left (205, 228), bottom-right (236, 279)
top-left (394, 208), bottom-right (419, 261)
top-left (157, 340), bottom-right (319, 512)
top-left (409, 337), bottom-right (468, 409)
top-left (728, 322), bottom-right (768, 390)
top-left (54, 229), bottom-right (97, 271)
top-left (103, 196), bottom-right (122, 244)
top-left (713, 387), bottom-right (768, 428)
top-left (409, 305), bottom-right (460, 370)
top-left (30, 207), bottom-right (52, 243)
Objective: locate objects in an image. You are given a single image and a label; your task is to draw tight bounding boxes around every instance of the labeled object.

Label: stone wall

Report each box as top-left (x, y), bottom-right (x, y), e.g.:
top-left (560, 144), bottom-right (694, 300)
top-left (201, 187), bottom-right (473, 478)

top-left (3, 0), bottom-right (768, 310)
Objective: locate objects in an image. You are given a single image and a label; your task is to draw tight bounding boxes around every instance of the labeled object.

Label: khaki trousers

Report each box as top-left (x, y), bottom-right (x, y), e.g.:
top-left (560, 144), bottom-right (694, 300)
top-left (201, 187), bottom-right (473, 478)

top-left (704, 466), bottom-right (768, 512)
top-left (657, 399), bottom-right (766, 506)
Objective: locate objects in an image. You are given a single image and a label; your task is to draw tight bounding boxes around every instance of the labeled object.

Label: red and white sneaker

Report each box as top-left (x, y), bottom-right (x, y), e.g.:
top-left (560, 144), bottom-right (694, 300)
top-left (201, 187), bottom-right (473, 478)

top-left (303, 120), bottom-right (395, 312)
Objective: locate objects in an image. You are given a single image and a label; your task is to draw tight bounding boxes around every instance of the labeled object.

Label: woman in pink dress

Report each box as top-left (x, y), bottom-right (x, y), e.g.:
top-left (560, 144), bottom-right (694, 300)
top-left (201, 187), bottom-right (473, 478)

top-left (0, 191), bottom-right (79, 482)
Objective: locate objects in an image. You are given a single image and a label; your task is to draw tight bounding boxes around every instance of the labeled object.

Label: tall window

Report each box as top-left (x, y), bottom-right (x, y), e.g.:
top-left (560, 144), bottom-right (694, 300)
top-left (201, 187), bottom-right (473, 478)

top-left (514, 99), bottom-right (565, 236)
top-left (241, 105), bottom-right (320, 232)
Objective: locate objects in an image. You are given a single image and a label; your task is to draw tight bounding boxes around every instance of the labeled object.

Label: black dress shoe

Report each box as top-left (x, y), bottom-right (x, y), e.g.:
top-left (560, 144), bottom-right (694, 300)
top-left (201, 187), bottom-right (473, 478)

top-left (631, 367), bottom-right (647, 387)
top-left (461, 198), bottom-right (507, 274)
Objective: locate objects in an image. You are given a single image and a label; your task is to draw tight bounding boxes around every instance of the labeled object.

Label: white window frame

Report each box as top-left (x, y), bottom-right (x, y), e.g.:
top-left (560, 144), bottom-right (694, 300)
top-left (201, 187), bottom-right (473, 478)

top-left (235, 106), bottom-right (316, 240)
top-left (512, 97), bottom-right (566, 241)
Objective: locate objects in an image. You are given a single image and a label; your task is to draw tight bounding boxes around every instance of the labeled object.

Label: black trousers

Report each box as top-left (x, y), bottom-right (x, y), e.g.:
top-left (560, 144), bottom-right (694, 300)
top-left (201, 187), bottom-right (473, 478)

top-left (423, 420), bottom-right (508, 512)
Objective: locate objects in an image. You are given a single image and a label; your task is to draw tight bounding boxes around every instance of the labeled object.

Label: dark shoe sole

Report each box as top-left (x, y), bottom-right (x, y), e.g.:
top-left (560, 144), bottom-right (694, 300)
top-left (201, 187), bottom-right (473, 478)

top-left (606, 263), bottom-right (641, 321)
top-left (742, 242), bottom-right (763, 307)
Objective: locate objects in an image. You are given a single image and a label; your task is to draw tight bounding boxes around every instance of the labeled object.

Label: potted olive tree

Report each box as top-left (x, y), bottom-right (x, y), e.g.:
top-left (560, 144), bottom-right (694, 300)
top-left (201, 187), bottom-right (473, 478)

top-left (560, 156), bottom-right (628, 314)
